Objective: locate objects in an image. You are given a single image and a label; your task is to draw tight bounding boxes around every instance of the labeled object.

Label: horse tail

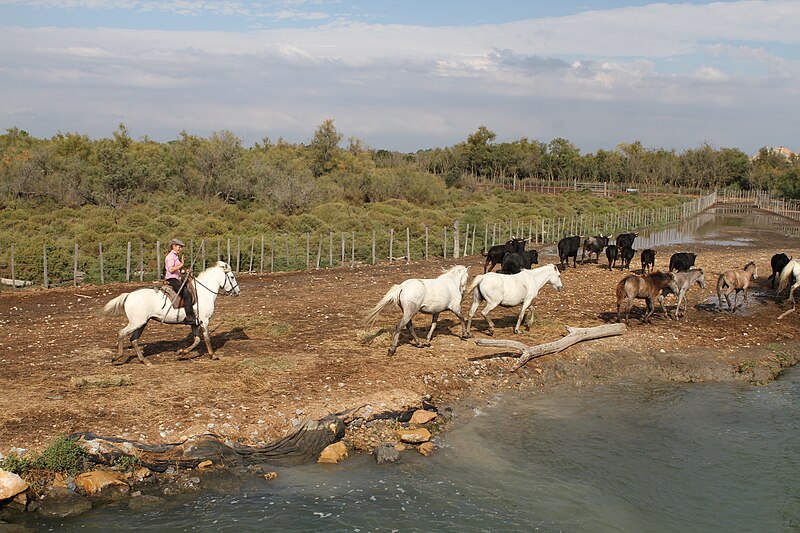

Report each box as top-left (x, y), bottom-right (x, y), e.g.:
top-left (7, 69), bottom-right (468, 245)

top-left (466, 274), bottom-right (485, 296)
top-left (778, 260), bottom-right (796, 294)
top-left (615, 277), bottom-right (628, 302)
top-left (716, 273), bottom-right (727, 302)
top-left (102, 293), bottom-right (129, 316)
top-left (365, 284), bottom-right (403, 328)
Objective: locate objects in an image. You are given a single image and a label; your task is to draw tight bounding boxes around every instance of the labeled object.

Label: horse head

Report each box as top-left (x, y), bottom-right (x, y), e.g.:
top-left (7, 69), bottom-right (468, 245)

top-left (744, 261), bottom-right (757, 280)
top-left (548, 264), bottom-right (563, 292)
top-left (215, 261), bottom-right (240, 296)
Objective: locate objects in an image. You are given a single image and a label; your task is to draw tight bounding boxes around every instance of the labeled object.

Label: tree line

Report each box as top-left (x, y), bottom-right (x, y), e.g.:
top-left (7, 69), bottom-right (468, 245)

top-left (1, 121), bottom-right (799, 215)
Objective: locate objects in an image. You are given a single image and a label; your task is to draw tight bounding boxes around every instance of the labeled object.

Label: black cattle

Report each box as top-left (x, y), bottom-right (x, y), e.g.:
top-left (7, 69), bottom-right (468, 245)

top-left (616, 232), bottom-right (638, 251)
top-left (500, 249), bottom-right (539, 274)
top-left (669, 252), bottom-right (697, 272)
top-left (558, 235), bottom-right (582, 270)
top-left (606, 245), bottom-right (618, 271)
top-left (769, 253), bottom-right (791, 289)
top-left (620, 246), bottom-right (636, 270)
top-left (481, 238), bottom-right (526, 273)
top-left (641, 249), bottom-right (656, 274)
top-left (582, 234), bottom-right (611, 264)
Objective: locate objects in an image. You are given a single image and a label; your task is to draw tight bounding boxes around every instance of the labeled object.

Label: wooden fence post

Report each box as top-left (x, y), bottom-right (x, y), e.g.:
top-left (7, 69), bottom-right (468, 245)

top-left (235, 237), bottom-right (241, 272)
top-left (249, 237), bottom-right (255, 273)
top-left (126, 241), bottom-right (131, 282)
top-left (471, 225), bottom-right (476, 255)
top-left (74, 243), bottom-right (79, 286)
top-left (138, 240), bottom-right (144, 281)
top-left (271, 235), bottom-right (275, 273)
top-left (284, 234), bottom-right (290, 267)
top-left (227, 238), bottom-right (232, 267)
top-left (329, 232), bottom-right (334, 266)
top-left (217, 239), bottom-right (221, 262)
top-left (316, 234), bottom-right (323, 269)
top-left (443, 226), bottom-right (447, 258)
top-left (201, 240), bottom-right (206, 270)
top-left (351, 231), bottom-right (355, 267)
top-left (389, 228), bottom-right (394, 261)
top-left (463, 223), bottom-right (469, 257)
top-left (372, 230), bottom-right (376, 264)
top-left (406, 227), bottom-right (410, 263)
top-left (260, 235), bottom-right (265, 273)
top-left (453, 220), bottom-right (460, 258)
top-left (342, 232), bottom-right (346, 264)
top-left (43, 244), bottom-right (49, 288)
top-left (10, 243), bottom-right (15, 289)
top-left (305, 233), bottom-right (310, 270)
top-left (425, 226), bottom-right (429, 260)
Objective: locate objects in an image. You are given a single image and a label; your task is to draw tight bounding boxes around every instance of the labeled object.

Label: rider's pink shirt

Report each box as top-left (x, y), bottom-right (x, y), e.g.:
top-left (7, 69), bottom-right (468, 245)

top-left (165, 250), bottom-right (181, 280)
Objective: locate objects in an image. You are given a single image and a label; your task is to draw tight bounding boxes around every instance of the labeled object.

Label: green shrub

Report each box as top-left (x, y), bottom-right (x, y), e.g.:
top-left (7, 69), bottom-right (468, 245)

top-left (34, 436), bottom-right (86, 473)
top-left (0, 453), bottom-right (33, 475)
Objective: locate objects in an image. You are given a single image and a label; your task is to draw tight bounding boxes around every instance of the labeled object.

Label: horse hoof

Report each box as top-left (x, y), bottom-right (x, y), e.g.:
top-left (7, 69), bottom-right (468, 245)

top-left (210, 354), bottom-right (219, 360)
top-left (143, 360), bottom-right (153, 367)
top-left (387, 348), bottom-right (396, 356)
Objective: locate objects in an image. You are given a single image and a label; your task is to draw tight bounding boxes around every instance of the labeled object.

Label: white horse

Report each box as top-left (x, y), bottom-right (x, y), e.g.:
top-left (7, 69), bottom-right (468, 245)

top-left (102, 261), bottom-right (240, 365)
top-left (465, 263), bottom-right (563, 336)
top-left (365, 265), bottom-right (469, 356)
top-left (778, 259), bottom-right (800, 306)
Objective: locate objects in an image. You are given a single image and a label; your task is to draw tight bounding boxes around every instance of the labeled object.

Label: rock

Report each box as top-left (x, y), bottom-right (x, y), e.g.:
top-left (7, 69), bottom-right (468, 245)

top-left (317, 442), bottom-right (348, 464)
top-left (37, 487), bottom-right (92, 518)
top-left (74, 470), bottom-right (130, 501)
top-left (263, 471), bottom-right (278, 481)
top-left (394, 443), bottom-right (407, 452)
top-left (372, 445), bottom-right (400, 464)
top-left (127, 494), bottom-right (164, 511)
top-left (0, 470), bottom-right (28, 501)
top-left (409, 409), bottom-right (438, 425)
top-left (418, 442), bottom-right (435, 456)
top-left (197, 460), bottom-right (213, 470)
top-left (127, 467), bottom-right (152, 484)
top-left (396, 428), bottom-right (431, 444)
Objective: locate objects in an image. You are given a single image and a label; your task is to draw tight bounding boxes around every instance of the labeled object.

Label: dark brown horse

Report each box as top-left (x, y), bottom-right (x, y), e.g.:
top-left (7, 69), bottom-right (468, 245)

top-left (616, 271), bottom-right (679, 323)
top-left (717, 261), bottom-right (757, 313)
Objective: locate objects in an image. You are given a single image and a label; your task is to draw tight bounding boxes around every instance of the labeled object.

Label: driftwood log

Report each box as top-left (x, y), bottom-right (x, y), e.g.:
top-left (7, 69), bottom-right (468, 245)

top-left (475, 323), bottom-right (627, 371)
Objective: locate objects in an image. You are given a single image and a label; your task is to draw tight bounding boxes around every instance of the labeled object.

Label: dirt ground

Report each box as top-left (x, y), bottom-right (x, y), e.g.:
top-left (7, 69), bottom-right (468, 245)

top-left (2, 217), bottom-right (800, 453)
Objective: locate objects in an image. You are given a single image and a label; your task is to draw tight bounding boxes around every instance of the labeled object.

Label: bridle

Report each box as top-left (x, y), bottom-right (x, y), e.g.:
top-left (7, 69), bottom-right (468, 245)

top-left (193, 267), bottom-right (239, 296)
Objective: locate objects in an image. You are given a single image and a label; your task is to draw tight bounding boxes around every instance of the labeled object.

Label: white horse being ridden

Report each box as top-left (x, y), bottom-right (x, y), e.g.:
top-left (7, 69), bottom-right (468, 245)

top-left (102, 261), bottom-right (240, 365)
top-left (465, 263), bottom-right (563, 336)
top-left (365, 265), bottom-right (469, 356)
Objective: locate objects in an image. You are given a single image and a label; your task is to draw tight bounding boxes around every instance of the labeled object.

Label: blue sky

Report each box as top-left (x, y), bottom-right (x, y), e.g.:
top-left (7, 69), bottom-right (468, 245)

top-left (0, 0), bottom-right (797, 154)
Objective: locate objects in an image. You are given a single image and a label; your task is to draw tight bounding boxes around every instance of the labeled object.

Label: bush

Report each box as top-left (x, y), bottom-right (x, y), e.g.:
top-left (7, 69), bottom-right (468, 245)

top-left (0, 452), bottom-right (32, 475)
top-left (34, 436), bottom-right (86, 473)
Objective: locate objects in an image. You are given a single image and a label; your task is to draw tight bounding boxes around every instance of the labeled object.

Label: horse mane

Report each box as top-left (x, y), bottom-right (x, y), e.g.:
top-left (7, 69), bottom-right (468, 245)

top-left (198, 261), bottom-right (230, 278)
top-left (440, 264), bottom-right (467, 278)
top-left (743, 261), bottom-right (756, 271)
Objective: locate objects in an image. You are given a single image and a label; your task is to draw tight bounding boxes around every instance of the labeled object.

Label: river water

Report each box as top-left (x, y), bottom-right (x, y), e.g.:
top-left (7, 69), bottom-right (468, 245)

top-left (23, 209), bottom-right (800, 532)
top-left (30, 368), bottom-right (800, 532)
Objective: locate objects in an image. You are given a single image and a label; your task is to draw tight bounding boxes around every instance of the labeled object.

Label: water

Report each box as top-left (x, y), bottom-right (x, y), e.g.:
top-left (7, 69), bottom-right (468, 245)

top-left (635, 207), bottom-right (799, 249)
top-left (25, 369), bottom-right (800, 532)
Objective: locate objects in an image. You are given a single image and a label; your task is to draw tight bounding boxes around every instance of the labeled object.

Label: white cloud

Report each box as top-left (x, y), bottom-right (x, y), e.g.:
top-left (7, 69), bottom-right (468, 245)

top-left (0, 1), bottom-right (799, 152)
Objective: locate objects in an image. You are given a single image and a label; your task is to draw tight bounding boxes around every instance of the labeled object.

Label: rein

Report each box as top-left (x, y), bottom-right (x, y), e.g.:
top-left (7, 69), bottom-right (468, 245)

top-left (194, 268), bottom-right (238, 296)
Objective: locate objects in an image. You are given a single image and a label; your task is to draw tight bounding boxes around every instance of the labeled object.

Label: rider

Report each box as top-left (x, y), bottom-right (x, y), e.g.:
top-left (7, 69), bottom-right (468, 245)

top-left (165, 238), bottom-right (198, 325)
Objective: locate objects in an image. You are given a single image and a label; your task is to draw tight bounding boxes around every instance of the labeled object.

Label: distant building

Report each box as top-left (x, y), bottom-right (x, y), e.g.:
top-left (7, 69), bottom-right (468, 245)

top-left (765, 146), bottom-right (797, 160)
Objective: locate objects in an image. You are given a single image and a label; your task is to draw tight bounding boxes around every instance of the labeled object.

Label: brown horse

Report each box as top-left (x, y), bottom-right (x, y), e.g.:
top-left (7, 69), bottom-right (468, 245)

top-left (716, 261), bottom-right (757, 313)
top-left (616, 271), bottom-right (679, 323)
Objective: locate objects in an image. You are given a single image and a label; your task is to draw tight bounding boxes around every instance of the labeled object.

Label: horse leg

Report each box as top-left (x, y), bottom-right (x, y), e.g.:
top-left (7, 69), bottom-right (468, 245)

top-left (112, 322), bottom-right (145, 365)
top-left (421, 312), bottom-right (438, 346)
top-left (199, 325), bottom-right (216, 360)
top-left (177, 330), bottom-right (202, 359)
top-left (405, 317), bottom-right (427, 348)
top-left (448, 307), bottom-right (469, 340)
top-left (642, 297), bottom-right (655, 323)
top-left (465, 292), bottom-right (483, 338)
top-left (480, 302), bottom-right (499, 336)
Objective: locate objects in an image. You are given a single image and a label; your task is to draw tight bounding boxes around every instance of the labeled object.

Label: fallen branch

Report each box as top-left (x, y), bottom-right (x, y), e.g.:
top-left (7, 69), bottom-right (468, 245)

top-left (475, 323), bottom-right (627, 371)
top-left (777, 306), bottom-right (795, 320)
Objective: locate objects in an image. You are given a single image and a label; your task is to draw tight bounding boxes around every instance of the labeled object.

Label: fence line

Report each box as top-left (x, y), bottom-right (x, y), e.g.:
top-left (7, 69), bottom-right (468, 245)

top-left (5, 189), bottom-right (795, 289)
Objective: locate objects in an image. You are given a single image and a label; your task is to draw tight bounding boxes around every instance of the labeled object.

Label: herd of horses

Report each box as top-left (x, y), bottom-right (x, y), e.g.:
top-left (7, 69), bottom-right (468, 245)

top-left (100, 235), bottom-right (800, 362)
top-left (365, 233), bottom-right (790, 355)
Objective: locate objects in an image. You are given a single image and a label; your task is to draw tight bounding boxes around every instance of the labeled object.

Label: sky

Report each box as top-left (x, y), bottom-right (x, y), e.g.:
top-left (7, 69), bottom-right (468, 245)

top-left (0, 0), bottom-right (798, 154)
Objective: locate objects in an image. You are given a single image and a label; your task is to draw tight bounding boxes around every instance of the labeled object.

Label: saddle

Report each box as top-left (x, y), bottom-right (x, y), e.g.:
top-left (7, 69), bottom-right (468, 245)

top-left (157, 279), bottom-right (197, 310)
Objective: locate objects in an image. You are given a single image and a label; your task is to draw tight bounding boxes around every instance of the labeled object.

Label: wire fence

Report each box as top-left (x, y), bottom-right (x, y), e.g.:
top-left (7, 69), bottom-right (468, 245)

top-left (3, 189), bottom-right (785, 289)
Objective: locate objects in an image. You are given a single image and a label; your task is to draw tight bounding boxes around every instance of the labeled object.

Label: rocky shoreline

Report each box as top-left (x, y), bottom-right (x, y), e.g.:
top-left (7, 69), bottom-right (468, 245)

top-left (2, 336), bottom-right (797, 525)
